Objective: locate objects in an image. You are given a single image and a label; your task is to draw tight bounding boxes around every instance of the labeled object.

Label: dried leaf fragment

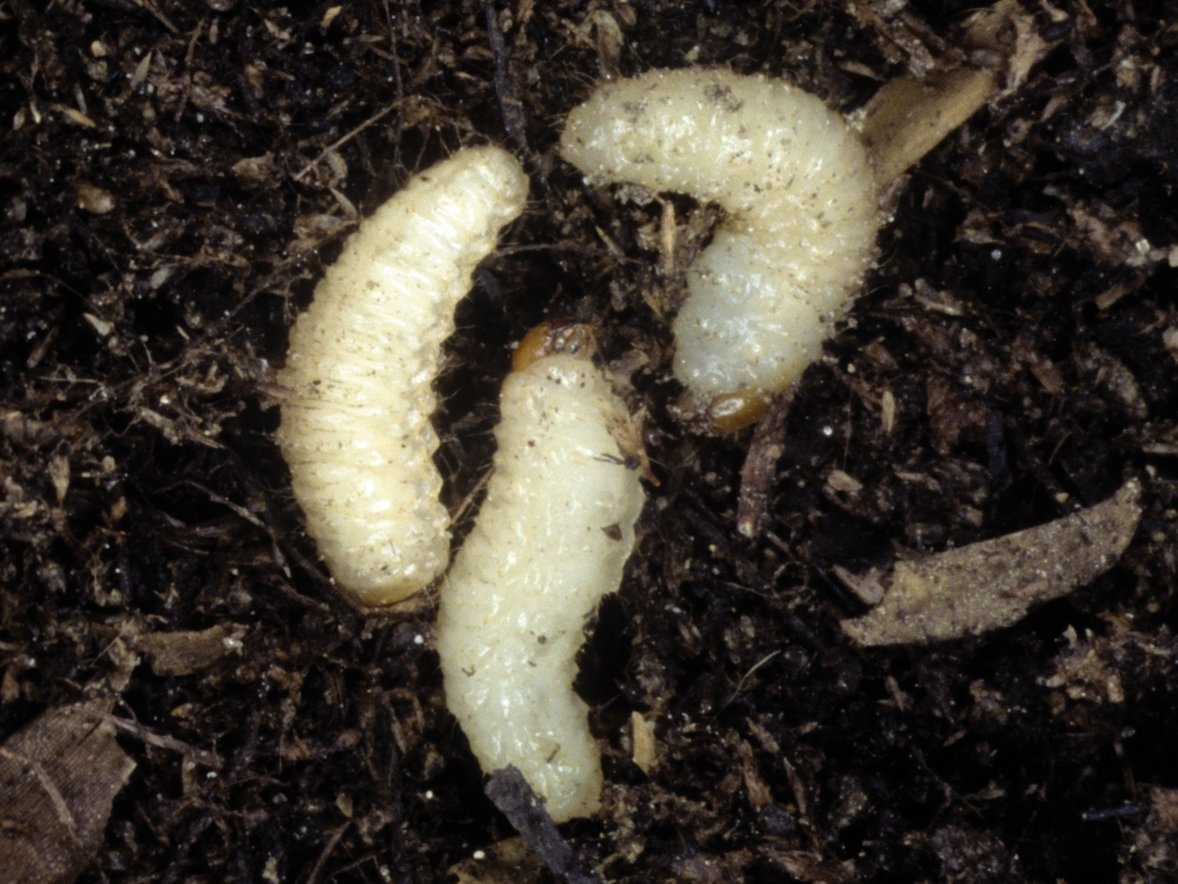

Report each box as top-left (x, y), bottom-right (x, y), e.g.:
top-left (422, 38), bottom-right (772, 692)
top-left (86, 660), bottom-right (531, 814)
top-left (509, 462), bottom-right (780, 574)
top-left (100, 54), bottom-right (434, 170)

top-left (860, 66), bottom-right (997, 185)
top-left (857, 0), bottom-right (1051, 185)
top-left (0, 702), bottom-right (136, 884)
top-left (841, 479), bottom-right (1142, 645)
top-left (630, 711), bottom-right (657, 775)
top-left (135, 623), bottom-right (247, 676)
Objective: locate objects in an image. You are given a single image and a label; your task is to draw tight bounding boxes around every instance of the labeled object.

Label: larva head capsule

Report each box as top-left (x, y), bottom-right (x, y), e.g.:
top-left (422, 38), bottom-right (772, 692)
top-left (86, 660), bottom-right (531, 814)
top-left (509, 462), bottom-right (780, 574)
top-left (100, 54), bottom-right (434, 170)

top-left (706, 389), bottom-right (768, 433)
top-left (512, 320), bottom-right (597, 372)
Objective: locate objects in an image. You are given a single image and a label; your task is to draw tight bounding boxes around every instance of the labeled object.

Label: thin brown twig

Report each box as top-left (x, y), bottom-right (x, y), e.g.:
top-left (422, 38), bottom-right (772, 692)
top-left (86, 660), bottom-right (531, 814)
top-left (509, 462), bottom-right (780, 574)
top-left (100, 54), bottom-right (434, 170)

top-left (293, 104), bottom-right (401, 182)
top-left (305, 821), bottom-right (351, 884)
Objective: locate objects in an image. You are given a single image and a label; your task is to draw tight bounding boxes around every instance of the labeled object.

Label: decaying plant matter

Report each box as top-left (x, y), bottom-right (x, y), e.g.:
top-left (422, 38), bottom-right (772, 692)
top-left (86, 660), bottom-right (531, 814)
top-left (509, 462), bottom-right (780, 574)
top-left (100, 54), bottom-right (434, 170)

top-left (1, 1), bottom-right (1175, 882)
top-left (840, 478), bottom-right (1142, 645)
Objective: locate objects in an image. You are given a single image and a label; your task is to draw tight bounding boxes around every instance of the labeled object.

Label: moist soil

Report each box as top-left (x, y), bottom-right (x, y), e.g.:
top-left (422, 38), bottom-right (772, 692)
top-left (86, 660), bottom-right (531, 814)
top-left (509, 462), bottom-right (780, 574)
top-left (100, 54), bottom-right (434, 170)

top-left (1, 1), bottom-right (1176, 882)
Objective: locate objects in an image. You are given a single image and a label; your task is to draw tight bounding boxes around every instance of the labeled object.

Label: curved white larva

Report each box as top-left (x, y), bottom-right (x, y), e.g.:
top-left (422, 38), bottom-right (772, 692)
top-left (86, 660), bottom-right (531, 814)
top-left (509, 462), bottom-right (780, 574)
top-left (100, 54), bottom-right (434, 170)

top-left (436, 353), bottom-right (645, 822)
top-left (560, 68), bottom-right (881, 405)
top-left (277, 146), bottom-right (529, 606)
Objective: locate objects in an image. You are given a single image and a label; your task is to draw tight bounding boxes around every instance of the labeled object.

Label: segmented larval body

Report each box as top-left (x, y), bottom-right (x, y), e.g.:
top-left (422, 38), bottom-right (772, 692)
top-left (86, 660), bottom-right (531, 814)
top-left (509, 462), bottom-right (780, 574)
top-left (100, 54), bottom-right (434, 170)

top-left (436, 353), bottom-right (645, 821)
top-left (560, 68), bottom-right (881, 404)
top-left (277, 146), bottom-right (528, 606)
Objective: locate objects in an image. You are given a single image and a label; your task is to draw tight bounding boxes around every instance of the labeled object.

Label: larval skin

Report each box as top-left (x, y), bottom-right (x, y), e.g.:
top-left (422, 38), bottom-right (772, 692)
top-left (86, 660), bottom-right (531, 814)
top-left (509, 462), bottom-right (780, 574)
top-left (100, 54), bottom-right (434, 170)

top-left (560, 68), bottom-right (881, 403)
top-left (436, 353), bottom-right (645, 822)
top-left (277, 146), bottom-right (528, 607)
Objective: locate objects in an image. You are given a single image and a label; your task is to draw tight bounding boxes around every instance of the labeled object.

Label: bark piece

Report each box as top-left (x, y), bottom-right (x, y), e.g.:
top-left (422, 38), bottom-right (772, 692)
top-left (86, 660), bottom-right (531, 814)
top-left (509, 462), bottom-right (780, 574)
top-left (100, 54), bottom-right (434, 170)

top-left (841, 479), bottom-right (1142, 646)
top-left (483, 766), bottom-right (601, 884)
top-left (735, 390), bottom-right (793, 538)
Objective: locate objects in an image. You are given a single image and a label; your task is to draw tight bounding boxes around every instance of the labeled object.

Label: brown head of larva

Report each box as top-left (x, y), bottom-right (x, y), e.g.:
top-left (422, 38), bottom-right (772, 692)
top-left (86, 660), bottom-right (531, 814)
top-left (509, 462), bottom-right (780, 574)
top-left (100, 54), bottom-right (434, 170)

top-left (706, 389), bottom-right (769, 433)
top-left (512, 320), bottom-right (598, 372)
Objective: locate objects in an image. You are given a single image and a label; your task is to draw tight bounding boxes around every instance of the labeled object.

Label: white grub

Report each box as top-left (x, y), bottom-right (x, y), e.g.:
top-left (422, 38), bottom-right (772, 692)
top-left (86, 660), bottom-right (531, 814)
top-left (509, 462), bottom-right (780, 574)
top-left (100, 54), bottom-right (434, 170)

top-left (277, 146), bottom-right (528, 606)
top-left (560, 68), bottom-right (881, 408)
top-left (437, 352), bottom-right (645, 822)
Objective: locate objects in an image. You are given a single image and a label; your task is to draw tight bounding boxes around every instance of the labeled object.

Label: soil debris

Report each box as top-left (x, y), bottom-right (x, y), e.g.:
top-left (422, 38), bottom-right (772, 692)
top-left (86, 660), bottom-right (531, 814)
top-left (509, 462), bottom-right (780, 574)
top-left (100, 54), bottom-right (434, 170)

top-left (134, 623), bottom-right (247, 677)
top-left (1, 0), bottom-right (1175, 880)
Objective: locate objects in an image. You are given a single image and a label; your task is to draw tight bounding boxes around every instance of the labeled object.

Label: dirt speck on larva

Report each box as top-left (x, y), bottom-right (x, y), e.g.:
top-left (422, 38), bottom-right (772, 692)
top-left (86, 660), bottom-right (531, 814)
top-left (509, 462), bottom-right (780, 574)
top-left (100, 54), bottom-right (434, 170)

top-left (2, 2), bottom-right (1176, 882)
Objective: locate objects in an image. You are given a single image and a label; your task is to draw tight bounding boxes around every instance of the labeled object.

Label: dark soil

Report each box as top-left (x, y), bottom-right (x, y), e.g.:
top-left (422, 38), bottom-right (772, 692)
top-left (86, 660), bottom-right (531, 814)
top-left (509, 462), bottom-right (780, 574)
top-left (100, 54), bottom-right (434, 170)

top-left (2, 1), bottom-right (1176, 882)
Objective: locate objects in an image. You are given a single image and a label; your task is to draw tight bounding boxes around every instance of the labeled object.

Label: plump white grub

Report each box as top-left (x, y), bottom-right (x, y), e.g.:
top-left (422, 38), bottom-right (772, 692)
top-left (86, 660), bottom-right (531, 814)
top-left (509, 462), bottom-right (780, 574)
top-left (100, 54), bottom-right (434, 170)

top-left (436, 352), bottom-right (646, 822)
top-left (277, 146), bottom-right (529, 606)
top-left (560, 67), bottom-right (882, 405)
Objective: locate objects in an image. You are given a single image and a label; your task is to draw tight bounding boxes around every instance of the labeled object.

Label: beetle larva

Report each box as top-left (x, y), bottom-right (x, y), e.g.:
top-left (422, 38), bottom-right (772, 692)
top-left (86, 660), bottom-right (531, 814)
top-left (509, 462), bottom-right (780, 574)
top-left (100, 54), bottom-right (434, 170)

top-left (436, 341), bottom-right (646, 822)
top-left (277, 146), bottom-right (529, 606)
top-left (560, 68), bottom-right (881, 424)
